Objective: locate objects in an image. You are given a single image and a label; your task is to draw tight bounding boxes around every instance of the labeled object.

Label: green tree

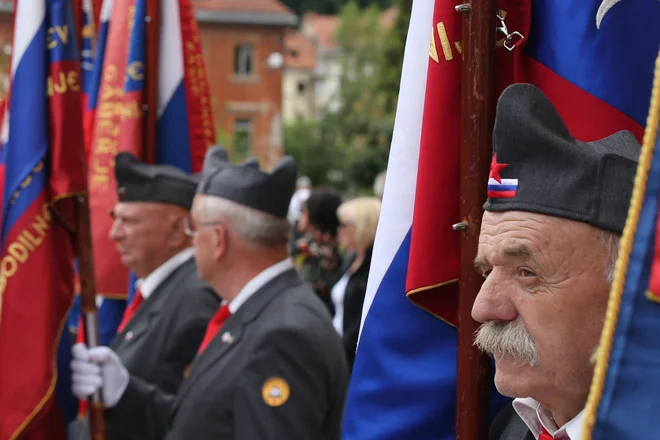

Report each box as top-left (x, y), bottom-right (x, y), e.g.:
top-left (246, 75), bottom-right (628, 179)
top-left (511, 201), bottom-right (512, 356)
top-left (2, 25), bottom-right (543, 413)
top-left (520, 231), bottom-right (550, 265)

top-left (285, 1), bottom-right (403, 191)
top-left (379, 0), bottom-right (412, 114)
top-left (284, 120), bottom-right (341, 187)
top-left (320, 2), bottom-right (392, 188)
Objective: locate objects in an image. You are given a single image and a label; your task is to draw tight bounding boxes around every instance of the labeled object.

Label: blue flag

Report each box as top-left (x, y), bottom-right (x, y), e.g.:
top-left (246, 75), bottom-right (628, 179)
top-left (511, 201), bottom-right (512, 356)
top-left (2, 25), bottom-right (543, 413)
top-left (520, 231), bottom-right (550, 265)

top-left (583, 50), bottom-right (660, 440)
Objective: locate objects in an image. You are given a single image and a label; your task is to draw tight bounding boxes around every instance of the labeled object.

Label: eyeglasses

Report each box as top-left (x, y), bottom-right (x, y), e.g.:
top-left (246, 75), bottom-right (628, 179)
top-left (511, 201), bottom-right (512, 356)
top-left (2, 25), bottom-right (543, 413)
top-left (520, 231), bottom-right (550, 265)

top-left (183, 217), bottom-right (217, 237)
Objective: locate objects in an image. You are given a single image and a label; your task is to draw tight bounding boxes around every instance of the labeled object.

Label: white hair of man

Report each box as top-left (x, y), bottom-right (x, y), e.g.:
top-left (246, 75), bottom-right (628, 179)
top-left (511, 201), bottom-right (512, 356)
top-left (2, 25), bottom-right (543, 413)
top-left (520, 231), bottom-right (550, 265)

top-left (197, 195), bottom-right (291, 247)
top-left (473, 228), bottom-right (620, 367)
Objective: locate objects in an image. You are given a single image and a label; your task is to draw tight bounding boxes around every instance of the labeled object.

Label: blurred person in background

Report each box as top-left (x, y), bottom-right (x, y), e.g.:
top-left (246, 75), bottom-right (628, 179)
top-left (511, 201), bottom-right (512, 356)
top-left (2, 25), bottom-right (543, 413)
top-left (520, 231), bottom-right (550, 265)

top-left (292, 187), bottom-right (344, 314)
top-left (331, 197), bottom-right (381, 370)
top-left (288, 175), bottom-right (312, 224)
top-left (288, 176), bottom-right (312, 254)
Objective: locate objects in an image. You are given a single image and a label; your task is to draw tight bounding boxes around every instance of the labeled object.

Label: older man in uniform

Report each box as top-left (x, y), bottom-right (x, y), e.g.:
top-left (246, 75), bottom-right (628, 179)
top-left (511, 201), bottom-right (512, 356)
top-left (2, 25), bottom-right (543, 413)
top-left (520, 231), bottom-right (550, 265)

top-left (71, 153), bottom-right (219, 439)
top-left (472, 84), bottom-right (640, 440)
top-left (70, 148), bottom-right (349, 440)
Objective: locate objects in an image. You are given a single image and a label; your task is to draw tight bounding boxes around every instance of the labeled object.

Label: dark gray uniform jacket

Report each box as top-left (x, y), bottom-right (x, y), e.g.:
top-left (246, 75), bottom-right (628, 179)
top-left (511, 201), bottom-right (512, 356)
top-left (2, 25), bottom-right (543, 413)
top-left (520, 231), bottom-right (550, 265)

top-left (105, 268), bottom-right (349, 440)
top-left (72, 256), bottom-right (220, 440)
top-left (489, 404), bottom-right (535, 440)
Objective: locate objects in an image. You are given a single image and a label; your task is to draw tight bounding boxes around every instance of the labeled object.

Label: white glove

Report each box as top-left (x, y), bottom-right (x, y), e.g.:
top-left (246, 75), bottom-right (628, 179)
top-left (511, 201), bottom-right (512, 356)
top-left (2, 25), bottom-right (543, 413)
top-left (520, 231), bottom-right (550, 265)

top-left (71, 343), bottom-right (129, 408)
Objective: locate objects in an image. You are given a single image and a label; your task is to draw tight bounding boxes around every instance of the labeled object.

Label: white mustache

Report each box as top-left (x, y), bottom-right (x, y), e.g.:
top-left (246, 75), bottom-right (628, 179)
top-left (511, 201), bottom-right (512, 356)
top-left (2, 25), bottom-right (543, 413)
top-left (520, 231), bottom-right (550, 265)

top-left (474, 320), bottom-right (540, 367)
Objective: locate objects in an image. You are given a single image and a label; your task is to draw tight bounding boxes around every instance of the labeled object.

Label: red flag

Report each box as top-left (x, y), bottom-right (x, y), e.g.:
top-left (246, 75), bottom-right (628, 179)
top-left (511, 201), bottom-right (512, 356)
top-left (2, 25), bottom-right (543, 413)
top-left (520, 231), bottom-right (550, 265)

top-left (87, 0), bottom-right (135, 299)
top-left (0, 0), bottom-right (87, 436)
top-left (404, 1), bottom-right (462, 325)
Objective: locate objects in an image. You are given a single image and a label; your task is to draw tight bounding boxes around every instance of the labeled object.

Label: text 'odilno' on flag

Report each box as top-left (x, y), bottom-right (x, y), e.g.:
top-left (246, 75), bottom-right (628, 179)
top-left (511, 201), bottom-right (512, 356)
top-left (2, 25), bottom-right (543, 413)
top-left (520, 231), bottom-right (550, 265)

top-left (0, 0), bottom-right (88, 438)
top-left (87, 0), bottom-right (214, 300)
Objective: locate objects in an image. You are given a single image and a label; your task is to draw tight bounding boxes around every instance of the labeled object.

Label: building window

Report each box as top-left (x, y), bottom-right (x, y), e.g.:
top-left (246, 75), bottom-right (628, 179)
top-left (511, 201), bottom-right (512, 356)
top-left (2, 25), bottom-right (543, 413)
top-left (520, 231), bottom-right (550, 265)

top-left (234, 118), bottom-right (253, 157)
top-left (297, 81), bottom-right (306, 94)
top-left (235, 45), bottom-right (254, 76)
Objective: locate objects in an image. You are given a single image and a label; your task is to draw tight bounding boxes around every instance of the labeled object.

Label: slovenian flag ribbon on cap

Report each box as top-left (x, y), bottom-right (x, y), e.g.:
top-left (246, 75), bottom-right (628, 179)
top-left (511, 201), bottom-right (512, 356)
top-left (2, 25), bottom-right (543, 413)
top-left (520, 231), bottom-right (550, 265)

top-left (487, 153), bottom-right (518, 198)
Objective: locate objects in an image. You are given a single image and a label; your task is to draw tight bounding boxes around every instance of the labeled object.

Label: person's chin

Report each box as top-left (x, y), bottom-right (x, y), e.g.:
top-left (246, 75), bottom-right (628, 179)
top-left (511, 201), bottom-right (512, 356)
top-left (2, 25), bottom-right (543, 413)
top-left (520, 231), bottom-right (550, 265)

top-left (120, 253), bottom-right (136, 268)
top-left (493, 353), bottom-right (536, 397)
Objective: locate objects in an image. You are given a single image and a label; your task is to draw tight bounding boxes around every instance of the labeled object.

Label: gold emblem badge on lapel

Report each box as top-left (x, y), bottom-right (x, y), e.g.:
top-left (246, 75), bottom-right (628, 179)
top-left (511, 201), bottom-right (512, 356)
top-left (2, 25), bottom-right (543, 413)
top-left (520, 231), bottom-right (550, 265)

top-left (261, 377), bottom-right (290, 407)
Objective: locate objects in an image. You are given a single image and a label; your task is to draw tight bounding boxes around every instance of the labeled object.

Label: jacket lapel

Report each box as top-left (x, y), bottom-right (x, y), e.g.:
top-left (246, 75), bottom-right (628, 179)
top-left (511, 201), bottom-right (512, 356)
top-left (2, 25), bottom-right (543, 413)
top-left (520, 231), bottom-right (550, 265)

top-left (173, 269), bottom-right (303, 407)
top-left (111, 259), bottom-right (195, 349)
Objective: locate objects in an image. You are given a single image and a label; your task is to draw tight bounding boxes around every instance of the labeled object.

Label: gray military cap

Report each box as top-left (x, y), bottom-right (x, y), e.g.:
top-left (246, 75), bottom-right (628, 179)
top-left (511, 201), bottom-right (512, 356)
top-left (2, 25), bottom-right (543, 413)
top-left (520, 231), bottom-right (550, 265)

top-left (114, 152), bottom-right (199, 210)
top-left (197, 147), bottom-right (298, 219)
top-left (483, 83), bottom-right (641, 235)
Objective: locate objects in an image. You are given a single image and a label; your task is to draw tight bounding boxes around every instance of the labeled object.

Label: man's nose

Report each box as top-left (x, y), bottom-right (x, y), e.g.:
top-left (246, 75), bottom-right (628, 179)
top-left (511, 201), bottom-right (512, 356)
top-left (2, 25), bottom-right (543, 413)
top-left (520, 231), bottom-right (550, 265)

top-left (471, 270), bottom-right (518, 324)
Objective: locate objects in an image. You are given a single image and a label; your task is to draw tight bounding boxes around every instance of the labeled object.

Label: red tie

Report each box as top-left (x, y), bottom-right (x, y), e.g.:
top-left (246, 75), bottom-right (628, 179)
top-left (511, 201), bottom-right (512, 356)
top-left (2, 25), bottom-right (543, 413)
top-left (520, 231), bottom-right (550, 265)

top-left (539, 427), bottom-right (554, 440)
top-left (197, 304), bottom-right (231, 354)
top-left (116, 289), bottom-right (144, 334)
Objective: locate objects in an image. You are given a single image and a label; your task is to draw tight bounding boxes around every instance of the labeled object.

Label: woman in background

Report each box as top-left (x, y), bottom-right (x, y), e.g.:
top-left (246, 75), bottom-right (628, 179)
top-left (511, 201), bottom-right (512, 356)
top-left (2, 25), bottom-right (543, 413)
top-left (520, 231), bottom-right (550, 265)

top-left (293, 188), bottom-right (344, 314)
top-left (332, 197), bottom-right (381, 370)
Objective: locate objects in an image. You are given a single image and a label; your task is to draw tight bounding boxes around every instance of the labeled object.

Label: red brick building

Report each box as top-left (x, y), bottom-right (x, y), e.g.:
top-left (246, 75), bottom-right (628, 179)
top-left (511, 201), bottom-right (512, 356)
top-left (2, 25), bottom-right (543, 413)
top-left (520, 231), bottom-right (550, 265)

top-left (0, 0), bottom-right (296, 168)
top-left (194, 0), bottom-right (296, 167)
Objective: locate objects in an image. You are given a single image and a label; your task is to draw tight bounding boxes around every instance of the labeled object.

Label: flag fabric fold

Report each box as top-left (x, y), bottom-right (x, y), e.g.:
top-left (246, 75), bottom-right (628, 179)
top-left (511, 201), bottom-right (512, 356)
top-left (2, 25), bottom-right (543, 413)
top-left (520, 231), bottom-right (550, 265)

top-left (342, 2), bottom-right (474, 439)
top-left (0, 0), bottom-right (87, 437)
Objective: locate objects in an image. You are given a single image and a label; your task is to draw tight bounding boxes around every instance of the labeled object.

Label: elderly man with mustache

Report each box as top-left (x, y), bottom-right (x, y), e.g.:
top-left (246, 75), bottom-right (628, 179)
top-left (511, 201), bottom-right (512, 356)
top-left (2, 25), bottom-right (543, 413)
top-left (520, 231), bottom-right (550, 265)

top-left (472, 84), bottom-right (640, 440)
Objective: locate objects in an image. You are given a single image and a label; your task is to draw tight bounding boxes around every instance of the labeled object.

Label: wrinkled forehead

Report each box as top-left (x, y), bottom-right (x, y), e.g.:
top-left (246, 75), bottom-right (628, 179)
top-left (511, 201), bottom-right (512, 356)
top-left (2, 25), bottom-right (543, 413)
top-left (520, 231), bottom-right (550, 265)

top-left (476, 210), bottom-right (595, 266)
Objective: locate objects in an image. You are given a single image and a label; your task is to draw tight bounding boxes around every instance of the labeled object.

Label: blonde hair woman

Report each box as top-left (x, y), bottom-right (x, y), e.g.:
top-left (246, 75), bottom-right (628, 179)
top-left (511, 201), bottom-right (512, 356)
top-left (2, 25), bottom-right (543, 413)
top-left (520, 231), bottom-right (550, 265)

top-left (331, 196), bottom-right (381, 369)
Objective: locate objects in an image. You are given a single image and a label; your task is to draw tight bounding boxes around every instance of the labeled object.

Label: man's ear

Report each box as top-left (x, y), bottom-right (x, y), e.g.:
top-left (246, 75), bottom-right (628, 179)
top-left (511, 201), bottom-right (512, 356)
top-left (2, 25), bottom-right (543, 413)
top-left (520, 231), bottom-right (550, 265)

top-left (166, 212), bottom-right (188, 248)
top-left (212, 223), bottom-right (228, 261)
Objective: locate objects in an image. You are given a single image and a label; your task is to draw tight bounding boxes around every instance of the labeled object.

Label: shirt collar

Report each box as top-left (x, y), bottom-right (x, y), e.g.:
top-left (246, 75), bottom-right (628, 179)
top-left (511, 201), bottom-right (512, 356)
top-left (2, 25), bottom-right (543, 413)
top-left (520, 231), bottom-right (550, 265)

top-left (136, 248), bottom-right (195, 300)
top-left (513, 398), bottom-right (584, 440)
top-left (228, 258), bottom-right (294, 314)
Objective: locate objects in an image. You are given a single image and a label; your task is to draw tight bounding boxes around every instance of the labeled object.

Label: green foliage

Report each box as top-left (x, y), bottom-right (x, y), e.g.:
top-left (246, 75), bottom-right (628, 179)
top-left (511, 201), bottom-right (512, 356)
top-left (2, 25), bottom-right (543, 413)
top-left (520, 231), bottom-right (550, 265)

top-left (284, 0), bottom-right (410, 191)
top-left (379, 0), bottom-right (412, 113)
top-left (284, 120), bottom-right (341, 187)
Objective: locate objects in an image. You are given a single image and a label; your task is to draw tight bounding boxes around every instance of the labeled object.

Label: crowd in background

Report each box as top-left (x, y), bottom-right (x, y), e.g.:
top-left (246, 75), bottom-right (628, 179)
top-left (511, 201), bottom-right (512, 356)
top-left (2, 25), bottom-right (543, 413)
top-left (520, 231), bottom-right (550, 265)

top-left (287, 173), bottom-right (384, 370)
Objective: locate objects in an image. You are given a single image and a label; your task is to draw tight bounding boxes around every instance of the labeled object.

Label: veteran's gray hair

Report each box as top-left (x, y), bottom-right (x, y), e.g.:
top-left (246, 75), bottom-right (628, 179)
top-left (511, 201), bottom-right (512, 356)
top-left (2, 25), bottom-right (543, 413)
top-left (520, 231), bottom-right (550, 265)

top-left (196, 195), bottom-right (291, 247)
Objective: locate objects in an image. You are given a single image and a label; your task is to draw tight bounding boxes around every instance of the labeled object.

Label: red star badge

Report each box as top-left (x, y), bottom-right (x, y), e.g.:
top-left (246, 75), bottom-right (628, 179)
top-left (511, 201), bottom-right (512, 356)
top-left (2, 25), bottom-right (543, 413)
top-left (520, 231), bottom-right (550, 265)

top-left (489, 153), bottom-right (509, 183)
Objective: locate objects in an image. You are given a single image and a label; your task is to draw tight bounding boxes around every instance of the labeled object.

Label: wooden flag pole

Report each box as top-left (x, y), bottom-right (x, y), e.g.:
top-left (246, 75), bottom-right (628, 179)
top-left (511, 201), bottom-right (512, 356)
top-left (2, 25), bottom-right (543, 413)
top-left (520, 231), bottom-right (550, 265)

top-left (76, 195), bottom-right (106, 440)
top-left (68, 0), bottom-right (106, 437)
top-left (143, 0), bottom-right (160, 163)
top-left (455, 0), bottom-right (497, 439)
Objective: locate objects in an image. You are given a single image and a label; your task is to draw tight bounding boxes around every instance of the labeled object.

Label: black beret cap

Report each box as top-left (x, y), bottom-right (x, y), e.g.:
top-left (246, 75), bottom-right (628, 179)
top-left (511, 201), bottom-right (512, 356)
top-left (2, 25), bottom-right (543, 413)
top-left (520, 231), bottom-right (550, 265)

top-left (197, 147), bottom-right (298, 219)
top-left (483, 83), bottom-right (640, 235)
top-left (114, 152), bottom-right (199, 210)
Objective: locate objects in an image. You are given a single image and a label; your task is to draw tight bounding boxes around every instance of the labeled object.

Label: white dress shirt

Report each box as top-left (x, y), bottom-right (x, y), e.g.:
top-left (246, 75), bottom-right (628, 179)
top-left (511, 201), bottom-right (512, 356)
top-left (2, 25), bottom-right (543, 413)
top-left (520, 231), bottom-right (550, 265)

top-left (135, 248), bottom-right (195, 300)
top-left (228, 258), bottom-right (294, 314)
top-left (513, 397), bottom-right (584, 440)
top-left (331, 271), bottom-right (350, 336)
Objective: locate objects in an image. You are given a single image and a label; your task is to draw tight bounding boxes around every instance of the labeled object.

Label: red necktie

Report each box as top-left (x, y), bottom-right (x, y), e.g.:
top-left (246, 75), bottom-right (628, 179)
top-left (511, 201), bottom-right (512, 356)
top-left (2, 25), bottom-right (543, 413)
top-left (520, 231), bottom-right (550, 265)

top-left (116, 289), bottom-right (144, 334)
top-left (197, 304), bottom-right (231, 354)
top-left (539, 427), bottom-right (554, 440)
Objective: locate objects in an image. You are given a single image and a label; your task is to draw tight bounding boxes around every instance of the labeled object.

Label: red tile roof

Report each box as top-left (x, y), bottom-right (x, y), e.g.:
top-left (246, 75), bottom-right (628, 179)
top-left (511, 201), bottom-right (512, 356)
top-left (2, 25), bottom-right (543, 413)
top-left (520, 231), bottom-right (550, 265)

top-left (193, 0), bottom-right (294, 15)
top-left (302, 13), bottom-right (338, 51)
top-left (303, 7), bottom-right (398, 52)
top-left (284, 31), bottom-right (316, 70)
top-left (380, 6), bottom-right (398, 29)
